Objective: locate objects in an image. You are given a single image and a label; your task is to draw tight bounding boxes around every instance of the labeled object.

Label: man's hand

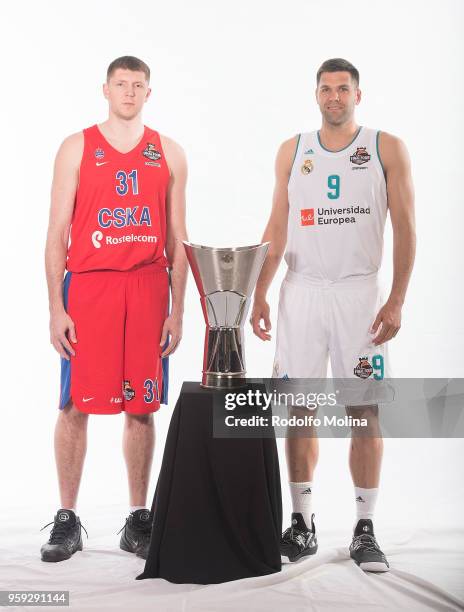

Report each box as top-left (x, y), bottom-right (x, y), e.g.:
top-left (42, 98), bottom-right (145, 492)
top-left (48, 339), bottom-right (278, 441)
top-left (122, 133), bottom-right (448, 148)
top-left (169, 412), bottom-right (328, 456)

top-left (371, 300), bottom-right (402, 346)
top-left (160, 313), bottom-right (183, 357)
top-left (250, 298), bottom-right (272, 341)
top-left (50, 309), bottom-right (77, 360)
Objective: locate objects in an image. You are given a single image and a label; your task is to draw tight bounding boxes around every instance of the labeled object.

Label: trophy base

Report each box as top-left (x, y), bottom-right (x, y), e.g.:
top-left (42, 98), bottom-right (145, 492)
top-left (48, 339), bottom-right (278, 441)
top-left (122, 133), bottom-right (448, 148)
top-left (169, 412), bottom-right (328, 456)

top-left (201, 372), bottom-right (247, 389)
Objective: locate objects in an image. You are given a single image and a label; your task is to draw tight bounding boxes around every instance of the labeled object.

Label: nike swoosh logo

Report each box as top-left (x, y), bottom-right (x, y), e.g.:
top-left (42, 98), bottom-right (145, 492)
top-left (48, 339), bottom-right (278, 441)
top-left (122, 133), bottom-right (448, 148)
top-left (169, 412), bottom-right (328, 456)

top-left (82, 397), bottom-right (94, 402)
top-left (96, 161), bottom-right (109, 166)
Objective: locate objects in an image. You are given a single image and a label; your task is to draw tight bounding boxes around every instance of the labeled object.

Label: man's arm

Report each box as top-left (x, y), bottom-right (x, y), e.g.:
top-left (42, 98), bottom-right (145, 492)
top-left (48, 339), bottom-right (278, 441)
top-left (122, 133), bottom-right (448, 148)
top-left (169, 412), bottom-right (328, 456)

top-left (371, 132), bottom-right (416, 345)
top-left (159, 135), bottom-right (188, 357)
top-left (250, 136), bottom-right (297, 340)
top-left (45, 132), bottom-right (83, 359)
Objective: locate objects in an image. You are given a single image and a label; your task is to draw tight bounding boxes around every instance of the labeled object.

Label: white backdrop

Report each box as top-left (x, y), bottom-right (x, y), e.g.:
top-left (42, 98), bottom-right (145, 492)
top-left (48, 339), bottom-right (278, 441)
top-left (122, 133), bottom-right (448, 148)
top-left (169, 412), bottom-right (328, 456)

top-left (0, 0), bottom-right (463, 570)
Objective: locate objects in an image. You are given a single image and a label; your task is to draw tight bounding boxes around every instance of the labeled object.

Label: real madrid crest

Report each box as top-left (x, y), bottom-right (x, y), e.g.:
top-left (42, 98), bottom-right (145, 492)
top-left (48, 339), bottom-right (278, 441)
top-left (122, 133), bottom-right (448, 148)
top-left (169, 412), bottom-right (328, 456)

top-left (301, 159), bottom-right (314, 175)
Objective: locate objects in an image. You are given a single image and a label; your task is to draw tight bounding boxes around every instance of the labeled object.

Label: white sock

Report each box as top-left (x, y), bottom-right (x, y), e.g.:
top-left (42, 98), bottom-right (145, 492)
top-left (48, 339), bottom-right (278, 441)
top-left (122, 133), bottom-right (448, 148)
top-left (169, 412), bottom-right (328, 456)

top-left (289, 481), bottom-right (313, 529)
top-left (354, 487), bottom-right (378, 523)
top-left (130, 505), bottom-right (147, 513)
top-left (61, 507), bottom-right (76, 514)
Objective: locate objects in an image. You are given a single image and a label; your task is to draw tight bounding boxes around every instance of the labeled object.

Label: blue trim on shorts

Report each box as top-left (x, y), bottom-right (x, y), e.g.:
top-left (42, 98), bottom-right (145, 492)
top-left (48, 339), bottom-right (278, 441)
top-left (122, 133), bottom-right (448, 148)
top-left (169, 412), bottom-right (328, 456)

top-left (59, 271), bottom-right (73, 410)
top-left (161, 271), bottom-right (171, 405)
top-left (161, 350), bottom-right (169, 405)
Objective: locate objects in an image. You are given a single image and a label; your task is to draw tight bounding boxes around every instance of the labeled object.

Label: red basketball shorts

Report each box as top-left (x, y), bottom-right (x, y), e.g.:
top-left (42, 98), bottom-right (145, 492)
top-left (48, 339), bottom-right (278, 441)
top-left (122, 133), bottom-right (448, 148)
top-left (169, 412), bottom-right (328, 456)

top-left (59, 263), bottom-right (169, 415)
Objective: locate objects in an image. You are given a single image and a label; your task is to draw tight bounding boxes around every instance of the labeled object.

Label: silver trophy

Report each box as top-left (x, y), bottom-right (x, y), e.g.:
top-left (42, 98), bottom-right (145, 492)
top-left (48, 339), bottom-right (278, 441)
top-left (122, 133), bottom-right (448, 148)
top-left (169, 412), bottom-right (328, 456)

top-left (183, 241), bottom-right (269, 389)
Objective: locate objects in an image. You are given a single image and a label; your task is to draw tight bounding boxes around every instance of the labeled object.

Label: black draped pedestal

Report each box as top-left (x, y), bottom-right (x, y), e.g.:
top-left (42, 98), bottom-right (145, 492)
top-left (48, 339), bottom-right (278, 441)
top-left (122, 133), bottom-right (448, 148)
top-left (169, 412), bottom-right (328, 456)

top-left (136, 381), bottom-right (282, 584)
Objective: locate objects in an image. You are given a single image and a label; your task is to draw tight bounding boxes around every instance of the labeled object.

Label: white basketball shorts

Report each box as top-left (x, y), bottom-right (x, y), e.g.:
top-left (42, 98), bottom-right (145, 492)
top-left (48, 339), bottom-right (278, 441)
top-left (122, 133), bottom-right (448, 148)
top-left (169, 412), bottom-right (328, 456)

top-left (272, 270), bottom-right (390, 383)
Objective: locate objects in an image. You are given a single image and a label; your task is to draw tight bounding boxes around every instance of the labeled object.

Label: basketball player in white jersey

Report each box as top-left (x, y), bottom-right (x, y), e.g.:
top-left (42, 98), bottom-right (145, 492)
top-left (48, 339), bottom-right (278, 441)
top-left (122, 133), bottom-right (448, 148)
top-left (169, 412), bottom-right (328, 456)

top-left (251, 58), bottom-right (415, 572)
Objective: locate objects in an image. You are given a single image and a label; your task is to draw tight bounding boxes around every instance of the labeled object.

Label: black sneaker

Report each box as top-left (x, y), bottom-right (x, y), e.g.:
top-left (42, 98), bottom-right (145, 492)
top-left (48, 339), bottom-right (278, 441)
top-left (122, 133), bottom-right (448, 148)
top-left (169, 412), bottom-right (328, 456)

top-left (40, 509), bottom-right (88, 562)
top-left (280, 512), bottom-right (318, 562)
top-left (118, 509), bottom-right (152, 559)
top-left (349, 519), bottom-right (390, 572)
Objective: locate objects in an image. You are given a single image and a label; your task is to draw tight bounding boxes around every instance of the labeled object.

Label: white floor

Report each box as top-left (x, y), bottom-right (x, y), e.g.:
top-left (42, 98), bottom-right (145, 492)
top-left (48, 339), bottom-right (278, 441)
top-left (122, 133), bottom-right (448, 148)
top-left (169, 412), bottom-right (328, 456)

top-left (1, 505), bottom-right (463, 612)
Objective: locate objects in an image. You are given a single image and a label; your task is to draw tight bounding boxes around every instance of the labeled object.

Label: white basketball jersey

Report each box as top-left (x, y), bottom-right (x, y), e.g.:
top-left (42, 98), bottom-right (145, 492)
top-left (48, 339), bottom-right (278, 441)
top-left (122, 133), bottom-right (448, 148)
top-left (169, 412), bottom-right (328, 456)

top-left (285, 126), bottom-right (387, 281)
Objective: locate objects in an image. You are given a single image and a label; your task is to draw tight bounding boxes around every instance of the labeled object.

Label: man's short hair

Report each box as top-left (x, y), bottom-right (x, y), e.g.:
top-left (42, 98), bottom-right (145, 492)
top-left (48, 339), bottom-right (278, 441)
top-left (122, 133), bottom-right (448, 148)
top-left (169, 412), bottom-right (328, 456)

top-left (107, 56), bottom-right (150, 83)
top-left (316, 58), bottom-right (359, 87)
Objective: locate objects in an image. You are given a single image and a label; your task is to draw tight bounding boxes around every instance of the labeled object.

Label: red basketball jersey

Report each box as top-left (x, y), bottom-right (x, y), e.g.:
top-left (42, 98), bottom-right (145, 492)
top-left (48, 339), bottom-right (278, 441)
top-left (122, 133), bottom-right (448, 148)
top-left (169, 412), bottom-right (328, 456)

top-left (66, 125), bottom-right (171, 272)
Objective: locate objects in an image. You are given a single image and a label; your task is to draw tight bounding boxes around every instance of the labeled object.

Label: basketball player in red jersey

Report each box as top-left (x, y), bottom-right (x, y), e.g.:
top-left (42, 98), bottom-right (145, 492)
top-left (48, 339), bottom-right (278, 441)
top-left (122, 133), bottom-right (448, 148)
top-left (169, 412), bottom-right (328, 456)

top-left (41, 56), bottom-right (188, 562)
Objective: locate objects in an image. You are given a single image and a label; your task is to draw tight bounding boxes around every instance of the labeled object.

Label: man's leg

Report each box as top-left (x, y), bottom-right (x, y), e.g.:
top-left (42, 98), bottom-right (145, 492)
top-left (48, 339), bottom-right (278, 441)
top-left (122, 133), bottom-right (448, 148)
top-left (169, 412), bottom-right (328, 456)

top-left (54, 400), bottom-right (89, 509)
top-left (41, 400), bottom-right (88, 562)
top-left (347, 404), bottom-right (389, 571)
top-left (281, 408), bottom-right (319, 561)
top-left (122, 412), bottom-right (155, 507)
top-left (285, 422), bottom-right (319, 526)
top-left (285, 406), bottom-right (319, 530)
top-left (119, 266), bottom-right (169, 558)
top-left (286, 425), bottom-right (319, 482)
top-left (272, 275), bottom-right (327, 561)
top-left (118, 412), bottom-right (155, 558)
top-left (347, 404), bottom-right (383, 525)
top-left (329, 280), bottom-right (390, 570)
top-left (347, 404), bottom-right (383, 491)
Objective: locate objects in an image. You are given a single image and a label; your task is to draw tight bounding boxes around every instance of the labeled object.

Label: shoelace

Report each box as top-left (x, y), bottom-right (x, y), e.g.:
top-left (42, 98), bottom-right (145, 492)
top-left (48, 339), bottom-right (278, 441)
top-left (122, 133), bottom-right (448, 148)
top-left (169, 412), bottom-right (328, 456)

top-left (40, 519), bottom-right (88, 544)
top-left (116, 517), bottom-right (152, 536)
top-left (282, 526), bottom-right (309, 549)
top-left (352, 534), bottom-right (382, 554)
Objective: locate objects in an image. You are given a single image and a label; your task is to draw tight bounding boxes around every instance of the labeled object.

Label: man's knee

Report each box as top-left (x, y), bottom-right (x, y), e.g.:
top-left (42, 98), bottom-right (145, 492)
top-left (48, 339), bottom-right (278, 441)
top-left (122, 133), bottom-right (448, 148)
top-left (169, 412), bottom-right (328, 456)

top-left (286, 435), bottom-right (318, 456)
top-left (60, 399), bottom-right (89, 423)
top-left (346, 404), bottom-right (381, 437)
top-left (125, 412), bottom-right (154, 428)
top-left (346, 404), bottom-right (378, 418)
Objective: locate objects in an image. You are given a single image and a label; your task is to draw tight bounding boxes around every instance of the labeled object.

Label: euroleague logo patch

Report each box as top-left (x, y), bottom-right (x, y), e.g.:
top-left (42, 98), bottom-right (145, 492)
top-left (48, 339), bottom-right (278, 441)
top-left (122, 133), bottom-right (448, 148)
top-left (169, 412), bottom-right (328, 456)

top-left (354, 357), bottom-right (373, 379)
top-left (301, 159), bottom-right (314, 175)
top-left (142, 143), bottom-right (161, 161)
top-left (350, 146), bottom-right (371, 165)
top-left (123, 380), bottom-right (136, 401)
